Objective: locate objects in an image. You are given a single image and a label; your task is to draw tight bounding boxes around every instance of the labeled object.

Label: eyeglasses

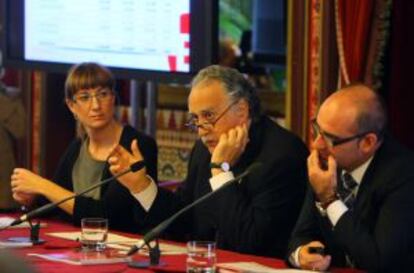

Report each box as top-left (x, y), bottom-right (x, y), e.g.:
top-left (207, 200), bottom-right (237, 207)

top-left (185, 100), bottom-right (239, 132)
top-left (311, 119), bottom-right (370, 147)
top-left (72, 88), bottom-right (113, 106)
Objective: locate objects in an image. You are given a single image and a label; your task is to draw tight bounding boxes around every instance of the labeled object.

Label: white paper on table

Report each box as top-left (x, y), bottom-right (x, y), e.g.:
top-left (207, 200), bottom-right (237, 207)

top-left (27, 250), bottom-right (132, 265)
top-left (46, 231), bottom-right (186, 255)
top-left (0, 217), bottom-right (47, 229)
top-left (0, 240), bottom-right (33, 248)
top-left (217, 262), bottom-right (321, 273)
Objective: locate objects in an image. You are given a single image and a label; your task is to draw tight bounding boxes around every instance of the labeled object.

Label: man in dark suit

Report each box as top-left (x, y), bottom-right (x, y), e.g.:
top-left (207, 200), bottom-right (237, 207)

top-left (287, 84), bottom-right (414, 272)
top-left (109, 65), bottom-right (308, 258)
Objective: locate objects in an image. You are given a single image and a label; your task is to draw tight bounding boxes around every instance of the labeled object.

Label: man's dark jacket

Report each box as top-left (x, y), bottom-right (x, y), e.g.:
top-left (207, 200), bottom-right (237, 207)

top-left (288, 136), bottom-right (414, 273)
top-left (139, 115), bottom-right (308, 258)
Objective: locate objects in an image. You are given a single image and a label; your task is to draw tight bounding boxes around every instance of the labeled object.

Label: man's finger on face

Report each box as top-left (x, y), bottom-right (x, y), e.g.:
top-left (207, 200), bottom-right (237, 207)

top-left (226, 128), bottom-right (237, 143)
top-left (313, 149), bottom-right (322, 165)
top-left (219, 132), bottom-right (229, 147)
top-left (310, 150), bottom-right (325, 172)
top-left (234, 126), bottom-right (244, 145)
top-left (307, 150), bottom-right (317, 169)
top-left (327, 155), bottom-right (337, 173)
top-left (233, 129), bottom-right (243, 149)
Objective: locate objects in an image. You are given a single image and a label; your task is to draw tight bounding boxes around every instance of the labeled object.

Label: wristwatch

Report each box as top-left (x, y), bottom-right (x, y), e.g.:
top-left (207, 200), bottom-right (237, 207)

top-left (209, 162), bottom-right (230, 172)
top-left (315, 194), bottom-right (339, 216)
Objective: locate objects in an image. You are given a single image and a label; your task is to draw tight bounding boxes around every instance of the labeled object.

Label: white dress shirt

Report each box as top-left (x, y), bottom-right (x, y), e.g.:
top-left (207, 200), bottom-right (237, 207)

top-left (131, 172), bottom-right (235, 212)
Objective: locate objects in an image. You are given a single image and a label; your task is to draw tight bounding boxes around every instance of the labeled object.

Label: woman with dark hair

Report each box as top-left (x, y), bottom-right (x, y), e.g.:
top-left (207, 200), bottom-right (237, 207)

top-left (10, 63), bottom-right (157, 232)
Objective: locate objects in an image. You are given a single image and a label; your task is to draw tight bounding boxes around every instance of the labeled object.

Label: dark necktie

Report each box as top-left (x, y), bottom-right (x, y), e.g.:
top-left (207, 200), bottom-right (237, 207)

top-left (338, 173), bottom-right (358, 208)
top-left (338, 173), bottom-right (358, 267)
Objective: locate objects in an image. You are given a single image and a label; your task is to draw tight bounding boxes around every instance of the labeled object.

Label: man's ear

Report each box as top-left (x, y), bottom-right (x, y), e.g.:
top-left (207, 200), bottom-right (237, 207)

top-left (360, 132), bottom-right (378, 154)
top-left (237, 99), bottom-right (249, 120)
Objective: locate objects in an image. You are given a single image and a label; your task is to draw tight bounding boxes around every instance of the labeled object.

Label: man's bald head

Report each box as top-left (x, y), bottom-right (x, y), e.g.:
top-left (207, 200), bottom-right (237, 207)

top-left (322, 83), bottom-right (387, 141)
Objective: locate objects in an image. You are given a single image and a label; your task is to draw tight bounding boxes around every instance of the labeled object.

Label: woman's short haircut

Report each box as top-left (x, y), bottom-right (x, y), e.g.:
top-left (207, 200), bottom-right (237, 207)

top-left (65, 62), bottom-right (114, 100)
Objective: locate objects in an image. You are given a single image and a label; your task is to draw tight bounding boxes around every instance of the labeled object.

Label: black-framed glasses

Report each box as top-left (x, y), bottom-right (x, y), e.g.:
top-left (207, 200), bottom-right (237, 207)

top-left (311, 119), bottom-right (370, 147)
top-left (185, 100), bottom-right (239, 132)
top-left (72, 88), bottom-right (113, 106)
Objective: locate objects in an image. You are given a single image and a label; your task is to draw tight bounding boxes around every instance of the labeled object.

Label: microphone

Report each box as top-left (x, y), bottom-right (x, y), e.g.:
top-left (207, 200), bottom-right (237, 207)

top-left (9, 161), bottom-right (146, 227)
top-left (127, 162), bottom-right (262, 256)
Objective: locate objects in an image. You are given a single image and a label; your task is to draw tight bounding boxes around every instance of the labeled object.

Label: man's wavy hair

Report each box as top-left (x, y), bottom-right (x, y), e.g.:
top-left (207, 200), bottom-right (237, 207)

top-left (191, 65), bottom-right (262, 122)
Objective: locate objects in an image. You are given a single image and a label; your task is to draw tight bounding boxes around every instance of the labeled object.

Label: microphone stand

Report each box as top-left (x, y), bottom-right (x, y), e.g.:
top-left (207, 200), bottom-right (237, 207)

top-left (6, 219), bottom-right (44, 245)
top-left (6, 206), bottom-right (45, 245)
top-left (128, 162), bottom-right (261, 268)
top-left (28, 220), bottom-right (42, 244)
top-left (22, 205), bottom-right (43, 244)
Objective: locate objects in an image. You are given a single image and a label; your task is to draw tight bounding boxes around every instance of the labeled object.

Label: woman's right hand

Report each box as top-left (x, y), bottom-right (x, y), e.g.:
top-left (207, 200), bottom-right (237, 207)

top-left (108, 139), bottom-right (151, 193)
top-left (11, 168), bottom-right (78, 215)
top-left (10, 168), bottom-right (45, 206)
top-left (12, 192), bottom-right (36, 207)
top-left (10, 168), bottom-right (51, 195)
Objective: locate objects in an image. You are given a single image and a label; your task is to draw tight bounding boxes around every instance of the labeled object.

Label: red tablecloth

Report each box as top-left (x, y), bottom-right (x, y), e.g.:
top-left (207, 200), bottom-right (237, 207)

top-left (0, 215), bottom-right (364, 273)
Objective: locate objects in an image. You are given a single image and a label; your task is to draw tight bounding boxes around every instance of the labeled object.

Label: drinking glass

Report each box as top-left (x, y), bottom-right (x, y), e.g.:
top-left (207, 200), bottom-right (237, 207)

top-left (80, 218), bottom-right (108, 251)
top-left (186, 241), bottom-right (216, 273)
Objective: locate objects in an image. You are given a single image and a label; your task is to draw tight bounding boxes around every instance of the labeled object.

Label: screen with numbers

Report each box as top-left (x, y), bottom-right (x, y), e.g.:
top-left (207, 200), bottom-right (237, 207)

top-left (2, 0), bottom-right (218, 82)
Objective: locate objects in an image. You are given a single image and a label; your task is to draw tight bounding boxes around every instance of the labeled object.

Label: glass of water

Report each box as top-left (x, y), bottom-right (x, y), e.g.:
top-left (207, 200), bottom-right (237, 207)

top-left (80, 218), bottom-right (108, 251)
top-left (186, 241), bottom-right (216, 273)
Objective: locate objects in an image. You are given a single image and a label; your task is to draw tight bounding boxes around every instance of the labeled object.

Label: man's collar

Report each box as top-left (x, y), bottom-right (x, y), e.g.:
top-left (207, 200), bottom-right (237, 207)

top-left (342, 156), bottom-right (374, 185)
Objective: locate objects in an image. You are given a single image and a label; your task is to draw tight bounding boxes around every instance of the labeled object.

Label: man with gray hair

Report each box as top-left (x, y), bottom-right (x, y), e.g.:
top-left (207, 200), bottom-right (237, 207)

top-left (109, 65), bottom-right (308, 257)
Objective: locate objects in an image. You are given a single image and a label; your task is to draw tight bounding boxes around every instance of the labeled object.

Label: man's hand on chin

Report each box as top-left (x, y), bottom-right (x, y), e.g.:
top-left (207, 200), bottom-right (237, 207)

top-left (211, 124), bottom-right (249, 169)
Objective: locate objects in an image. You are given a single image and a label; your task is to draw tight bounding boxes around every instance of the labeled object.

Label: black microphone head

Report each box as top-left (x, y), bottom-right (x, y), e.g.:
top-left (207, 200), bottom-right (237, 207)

top-left (127, 245), bottom-right (139, 256)
top-left (130, 161), bottom-right (145, 172)
top-left (10, 218), bottom-right (24, 227)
